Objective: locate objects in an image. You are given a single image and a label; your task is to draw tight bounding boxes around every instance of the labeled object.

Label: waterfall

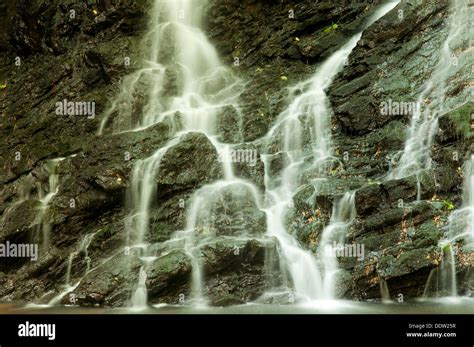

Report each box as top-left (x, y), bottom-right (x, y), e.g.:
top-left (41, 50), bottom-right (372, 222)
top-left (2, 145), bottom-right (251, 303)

top-left (424, 156), bottom-right (474, 298)
top-left (98, 0), bottom-right (242, 134)
top-left (388, 0), bottom-right (471, 180)
top-left (34, 158), bottom-right (65, 251)
top-left (119, 0), bottom-right (245, 253)
top-left (465, 156), bottom-right (474, 244)
top-left (99, 0), bottom-right (249, 307)
top-left (98, 0), bottom-right (399, 307)
top-left (126, 145), bottom-right (172, 248)
top-left (182, 178), bottom-right (263, 304)
top-left (261, 1), bottom-right (399, 301)
top-left (48, 232), bottom-right (97, 306)
top-left (379, 277), bottom-right (391, 302)
top-left (318, 192), bottom-right (356, 299)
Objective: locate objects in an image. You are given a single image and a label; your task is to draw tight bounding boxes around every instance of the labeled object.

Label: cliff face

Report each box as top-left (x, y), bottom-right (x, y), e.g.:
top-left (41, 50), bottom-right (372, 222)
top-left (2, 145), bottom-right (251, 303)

top-left (0, 0), bottom-right (472, 306)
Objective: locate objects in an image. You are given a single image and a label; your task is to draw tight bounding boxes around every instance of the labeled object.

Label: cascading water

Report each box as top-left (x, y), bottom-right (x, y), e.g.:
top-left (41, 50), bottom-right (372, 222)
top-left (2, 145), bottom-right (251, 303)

top-left (424, 156), bottom-right (474, 298)
top-left (446, 156), bottom-right (474, 248)
top-left (98, 0), bottom-right (242, 134)
top-left (33, 158), bottom-right (64, 250)
top-left (48, 232), bottom-right (97, 306)
top-left (318, 192), bottom-right (356, 299)
top-left (465, 156), bottom-right (474, 243)
top-left (384, 0), bottom-right (473, 298)
top-left (131, 267), bottom-right (148, 309)
top-left (182, 176), bottom-right (263, 304)
top-left (388, 0), bottom-right (471, 180)
top-left (119, 0), bottom-right (245, 253)
top-left (126, 144), bottom-right (174, 248)
top-left (131, 256), bottom-right (156, 309)
top-left (99, 0), bottom-right (399, 307)
top-left (260, 2), bottom-right (400, 302)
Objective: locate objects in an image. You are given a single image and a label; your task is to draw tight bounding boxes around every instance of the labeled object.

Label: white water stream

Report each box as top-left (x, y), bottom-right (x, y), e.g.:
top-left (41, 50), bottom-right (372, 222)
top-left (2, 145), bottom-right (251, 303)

top-left (388, 0), bottom-right (472, 180)
top-left (260, 2), bottom-right (399, 301)
top-left (424, 156), bottom-right (474, 297)
top-left (34, 158), bottom-right (65, 250)
top-left (99, 0), bottom-right (403, 307)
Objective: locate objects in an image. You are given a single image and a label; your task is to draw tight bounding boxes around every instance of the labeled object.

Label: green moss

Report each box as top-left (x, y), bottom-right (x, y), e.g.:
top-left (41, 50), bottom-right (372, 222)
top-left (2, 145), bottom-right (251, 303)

top-left (323, 23), bottom-right (340, 34)
top-left (442, 199), bottom-right (455, 211)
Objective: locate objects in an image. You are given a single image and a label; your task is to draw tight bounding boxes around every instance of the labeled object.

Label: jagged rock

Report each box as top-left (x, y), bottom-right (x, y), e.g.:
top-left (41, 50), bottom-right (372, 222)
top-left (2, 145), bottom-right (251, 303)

top-left (231, 143), bottom-right (265, 190)
top-left (0, 199), bottom-right (38, 242)
top-left (189, 182), bottom-right (266, 237)
top-left (199, 237), bottom-right (282, 306)
top-left (147, 193), bottom-right (190, 243)
top-left (0, 0), bottom-right (471, 308)
top-left (49, 122), bottom-right (170, 220)
top-left (216, 105), bottom-right (242, 144)
top-left (286, 184), bottom-right (328, 250)
top-left (64, 252), bottom-right (142, 307)
top-left (354, 173), bottom-right (436, 216)
top-left (156, 132), bottom-right (224, 196)
top-left (345, 219), bottom-right (443, 300)
top-left (352, 201), bottom-right (435, 238)
top-left (146, 250), bottom-right (193, 304)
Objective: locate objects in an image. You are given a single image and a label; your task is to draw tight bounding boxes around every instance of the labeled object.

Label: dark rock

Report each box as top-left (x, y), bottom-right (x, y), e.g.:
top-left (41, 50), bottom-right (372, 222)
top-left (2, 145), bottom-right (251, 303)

top-left (157, 132), bottom-right (223, 196)
top-left (146, 250), bottom-right (193, 304)
top-left (200, 237), bottom-right (282, 306)
top-left (330, 0), bottom-right (449, 134)
top-left (65, 252), bottom-right (142, 307)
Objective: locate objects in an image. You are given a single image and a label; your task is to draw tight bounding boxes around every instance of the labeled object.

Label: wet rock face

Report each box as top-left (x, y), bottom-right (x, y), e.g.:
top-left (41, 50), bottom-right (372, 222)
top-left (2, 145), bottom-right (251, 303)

top-left (2, 0), bottom-right (149, 55)
top-left (146, 250), bottom-right (193, 304)
top-left (64, 237), bottom-right (281, 307)
top-left (157, 132), bottom-right (224, 197)
top-left (206, 0), bottom-right (384, 142)
top-left (329, 0), bottom-right (450, 135)
top-left (199, 237), bottom-right (282, 306)
top-left (63, 252), bottom-right (143, 307)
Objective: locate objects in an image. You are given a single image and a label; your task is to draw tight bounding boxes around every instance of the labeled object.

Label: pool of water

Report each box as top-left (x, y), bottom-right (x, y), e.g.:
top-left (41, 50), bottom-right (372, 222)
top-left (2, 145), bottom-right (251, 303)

top-left (1, 297), bottom-right (473, 314)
